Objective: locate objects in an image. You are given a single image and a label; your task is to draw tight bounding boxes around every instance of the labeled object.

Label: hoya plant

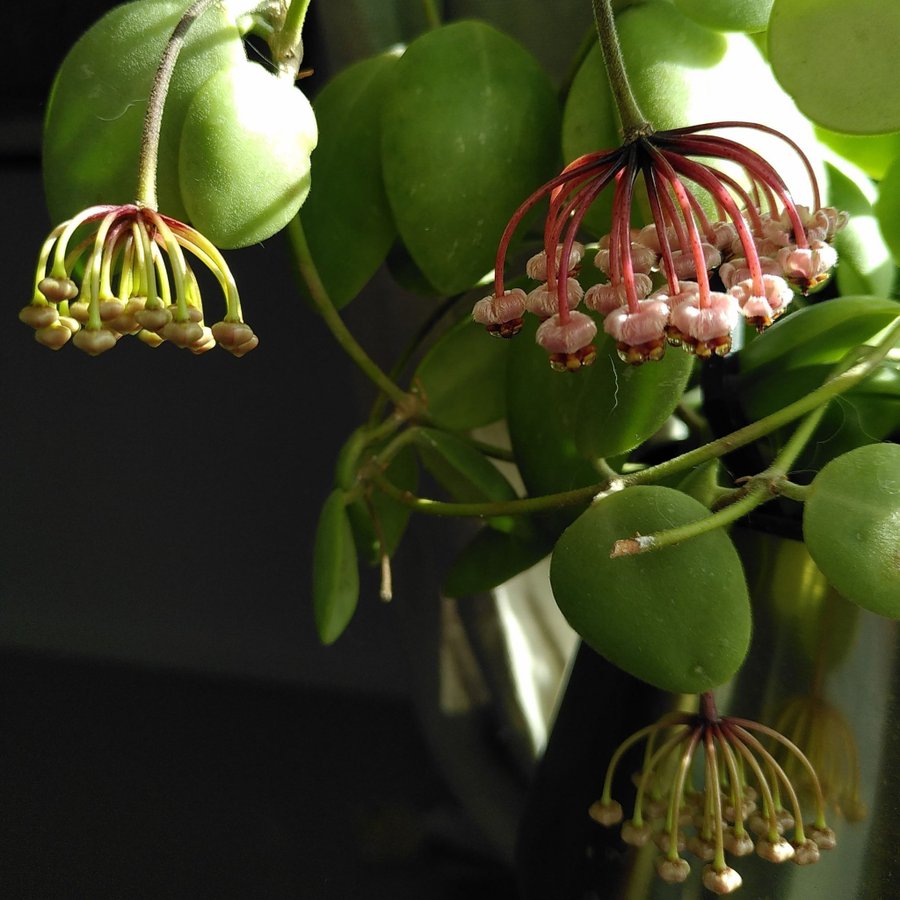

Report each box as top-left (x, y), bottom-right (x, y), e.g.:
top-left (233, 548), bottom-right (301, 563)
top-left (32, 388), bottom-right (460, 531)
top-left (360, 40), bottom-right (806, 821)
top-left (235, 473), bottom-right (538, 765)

top-left (22, 0), bottom-right (900, 894)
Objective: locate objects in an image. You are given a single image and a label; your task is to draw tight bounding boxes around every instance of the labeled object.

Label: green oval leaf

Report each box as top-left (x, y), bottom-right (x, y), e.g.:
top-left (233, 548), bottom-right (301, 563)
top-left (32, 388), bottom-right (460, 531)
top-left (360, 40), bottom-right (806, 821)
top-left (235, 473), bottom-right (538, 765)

top-left (413, 427), bottom-right (517, 504)
top-left (313, 490), bottom-right (360, 644)
top-left (550, 486), bottom-right (751, 693)
top-left (414, 317), bottom-right (510, 431)
top-left (769, 0), bottom-right (900, 133)
top-left (297, 51), bottom-right (400, 309)
top-left (505, 317), bottom-right (603, 535)
top-left (43, 0), bottom-right (247, 223)
top-left (443, 525), bottom-right (553, 599)
top-left (736, 296), bottom-right (900, 376)
top-left (380, 20), bottom-right (561, 295)
top-left (825, 162), bottom-right (896, 298)
top-left (573, 329), bottom-right (695, 460)
top-left (804, 443), bottom-right (900, 617)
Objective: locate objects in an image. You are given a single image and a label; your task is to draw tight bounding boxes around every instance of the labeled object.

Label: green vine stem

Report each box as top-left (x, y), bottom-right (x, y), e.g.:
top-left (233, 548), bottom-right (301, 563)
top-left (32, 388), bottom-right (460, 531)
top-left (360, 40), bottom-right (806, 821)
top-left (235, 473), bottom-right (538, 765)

top-left (591, 0), bottom-right (651, 138)
top-left (136, 0), bottom-right (221, 207)
top-left (288, 216), bottom-right (419, 413)
top-left (369, 314), bottom-right (900, 520)
top-left (269, 0), bottom-right (312, 80)
top-left (610, 401), bottom-right (830, 556)
top-left (421, 0), bottom-right (442, 29)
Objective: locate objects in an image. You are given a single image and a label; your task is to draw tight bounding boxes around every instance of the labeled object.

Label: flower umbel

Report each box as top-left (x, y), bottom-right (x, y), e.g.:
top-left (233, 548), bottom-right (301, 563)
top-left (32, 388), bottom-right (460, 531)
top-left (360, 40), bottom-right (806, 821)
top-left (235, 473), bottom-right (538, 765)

top-left (22, 203), bottom-right (256, 356)
top-left (473, 121), bottom-right (847, 368)
top-left (588, 693), bottom-right (836, 894)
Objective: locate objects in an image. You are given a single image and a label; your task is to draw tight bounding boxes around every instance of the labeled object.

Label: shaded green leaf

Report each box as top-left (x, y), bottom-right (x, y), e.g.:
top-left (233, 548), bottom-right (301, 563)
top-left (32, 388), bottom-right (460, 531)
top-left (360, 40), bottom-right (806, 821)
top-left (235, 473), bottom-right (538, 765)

top-left (443, 526), bottom-right (553, 599)
top-left (736, 295), bottom-right (900, 377)
top-left (415, 318), bottom-right (510, 431)
top-left (413, 427), bottom-right (517, 502)
top-left (298, 51), bottom-right (400, 309)
top-left (380, 20), bottom-right (561, 295)
top-left (573, 329), bottom-right (694, 460)
top-left (313, 490), bottom-right (359, 645)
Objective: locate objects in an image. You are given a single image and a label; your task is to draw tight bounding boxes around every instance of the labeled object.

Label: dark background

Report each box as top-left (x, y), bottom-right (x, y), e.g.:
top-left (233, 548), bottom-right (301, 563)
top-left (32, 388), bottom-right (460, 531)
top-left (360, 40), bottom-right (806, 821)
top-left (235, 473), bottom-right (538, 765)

top-left (0, 2), bottom-right (599, 896)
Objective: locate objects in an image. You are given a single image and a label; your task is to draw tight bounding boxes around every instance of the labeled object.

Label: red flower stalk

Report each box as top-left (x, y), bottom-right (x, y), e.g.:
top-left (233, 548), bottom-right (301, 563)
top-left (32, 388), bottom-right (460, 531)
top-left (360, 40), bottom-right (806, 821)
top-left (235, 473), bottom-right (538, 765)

top-left (473, 121), bottom-right (847, 368)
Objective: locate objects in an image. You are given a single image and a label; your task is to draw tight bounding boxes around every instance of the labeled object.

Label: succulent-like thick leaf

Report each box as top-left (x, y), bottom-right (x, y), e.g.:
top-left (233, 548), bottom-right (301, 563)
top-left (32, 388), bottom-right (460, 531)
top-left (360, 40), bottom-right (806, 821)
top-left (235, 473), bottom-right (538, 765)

top-left (769, 0), bottom-right (900, 133)
top-left (414, 318), bottom-right (510, 431)
top-left (413, 427), bottom-right (517, 501)
top-left (443, 526), bottom-right (553, 599)
top-left (825, 162), bottom-right (895, 298)
top-left (412, 427), bottom-right (518, 532)
top-left (573, 330), bottom-right (695, 460)
top-left (298, 52), bottom-right (400, 308)
top-left (380, 20), bottom-right (561, 295)
top-left (505, 317), bottom-right (604, 524)
top-left (313, 490), bottom-right (359, 645)
top-left (736, 296), bottom-right (900, 376)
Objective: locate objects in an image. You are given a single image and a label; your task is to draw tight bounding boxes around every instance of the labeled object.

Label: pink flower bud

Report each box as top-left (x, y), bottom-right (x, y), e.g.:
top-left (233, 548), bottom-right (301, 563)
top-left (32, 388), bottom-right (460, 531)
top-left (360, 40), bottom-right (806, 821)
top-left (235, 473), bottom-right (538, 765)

top-left (471, 288), bottom-right (527, 337)
top-left (525, 278), bottom-right (583, 319)
top-left (584, 274), bottom-right (653, 314)
top-left (603, 299), bottom-right (669, 363)
top-left (535, 310), bottom-right (597, 371)
top-left (525, 242), bottom-right (585, 280)
top-left (777, 240), bottom-right (837, 293)
top-left (668, 292), bottom-right (739, 357)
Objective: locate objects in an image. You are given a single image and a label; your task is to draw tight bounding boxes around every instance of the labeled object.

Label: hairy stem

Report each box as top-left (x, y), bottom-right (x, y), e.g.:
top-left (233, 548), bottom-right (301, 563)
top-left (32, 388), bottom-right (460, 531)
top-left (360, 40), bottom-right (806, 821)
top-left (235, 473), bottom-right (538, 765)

top-left (591, 0), bottom-right (650, 138)
top-left (136, 0), bottom-right (221, 207)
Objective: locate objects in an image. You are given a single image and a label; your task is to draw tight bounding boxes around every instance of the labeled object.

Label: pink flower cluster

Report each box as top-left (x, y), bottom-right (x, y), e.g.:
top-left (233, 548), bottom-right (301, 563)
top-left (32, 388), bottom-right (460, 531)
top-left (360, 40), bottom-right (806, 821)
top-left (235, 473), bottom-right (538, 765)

top-left (473, 122), bottom-right (847, 369)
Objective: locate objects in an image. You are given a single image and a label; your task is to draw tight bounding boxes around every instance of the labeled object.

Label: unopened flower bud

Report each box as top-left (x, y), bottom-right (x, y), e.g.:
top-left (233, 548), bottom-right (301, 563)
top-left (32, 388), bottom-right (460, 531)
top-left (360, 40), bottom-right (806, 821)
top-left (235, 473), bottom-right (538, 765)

top-left (702, 865), bottom-right (742, 894)
top-left (38, 276), bottom-right (79, 302)
top-left (471, 289), bottom-right (527, 338)
top-left (656, 856), bottom-right (690, 884)
top-left (35, 321), bottom-right (73, 350)
top-left (535, 310), bottom-right (597, 371)
top-left (19, 304), bottom-right (60, 330)
top-left (756, 836), bottom-right (795, 863)
top-left (526, 242), bottom-right (585, 280)
top-left (603, 298), bottom-right (669, 364)
top-left (73, 327), bottom-right (117, 356)
top-left (668, 292), bottom-right (739, 357)
top-left (525, 278), bottom-right (583, 319)
top-left (791, 838), bottom-right (821, 865)
top-left (135, 307), bottom-right (173, 332)
top-left (723, 827), bottom-right (754, 856)
top-left (584, 274), bottom-right (653, 314)
top-left (160, 320), bottom-right (205, 348)
top-left (806, 824), bottom-right (837, 850)
top-left (621, 818), bottom-right (654, 847)
top-left (589, 799), bottom-right (623, 826)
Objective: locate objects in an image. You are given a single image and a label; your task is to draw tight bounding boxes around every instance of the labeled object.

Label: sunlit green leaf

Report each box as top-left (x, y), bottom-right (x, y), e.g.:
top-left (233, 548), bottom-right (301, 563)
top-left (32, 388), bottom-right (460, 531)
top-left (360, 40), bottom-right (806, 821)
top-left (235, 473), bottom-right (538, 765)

top-left (380, 20), bottom-right (561, 295)
top-left (297, 51), bottom-right (400, 308)
top-left (415, 318), bottom-right (510, 431)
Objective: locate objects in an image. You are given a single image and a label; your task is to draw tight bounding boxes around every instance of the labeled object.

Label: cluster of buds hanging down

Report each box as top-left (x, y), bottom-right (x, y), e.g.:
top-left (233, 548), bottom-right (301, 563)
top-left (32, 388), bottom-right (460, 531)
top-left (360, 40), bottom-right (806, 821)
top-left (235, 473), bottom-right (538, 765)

top-left (588, 693), bottom-right (836, 894)
top-left (472, 120), bottom-right (847, 369)
top-left (21, 203), bottom-right (257, 357)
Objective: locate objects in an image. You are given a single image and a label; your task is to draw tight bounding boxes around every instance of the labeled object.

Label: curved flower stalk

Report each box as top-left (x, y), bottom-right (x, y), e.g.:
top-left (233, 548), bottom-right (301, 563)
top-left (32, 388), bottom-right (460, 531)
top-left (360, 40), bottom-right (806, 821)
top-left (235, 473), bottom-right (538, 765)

top-left (21, 204), bottom-right (256, 356)
top-left (473, 120), bottom-right (848, 368)
top-left (588, 692), bottom-right (835, 894)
